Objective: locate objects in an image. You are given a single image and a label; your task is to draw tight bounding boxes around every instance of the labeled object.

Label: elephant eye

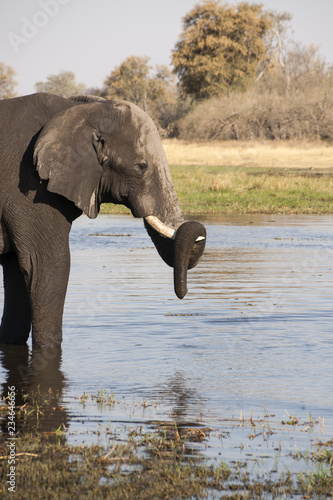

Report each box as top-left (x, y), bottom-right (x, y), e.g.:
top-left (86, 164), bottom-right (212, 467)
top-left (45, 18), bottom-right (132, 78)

top-left (134, 162), bottom-right (148, 176)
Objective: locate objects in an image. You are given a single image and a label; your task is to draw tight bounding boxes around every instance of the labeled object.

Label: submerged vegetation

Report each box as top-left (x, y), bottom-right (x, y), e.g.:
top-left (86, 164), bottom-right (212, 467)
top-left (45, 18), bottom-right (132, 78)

top-left (3, 432), bottom-right (332, 499)
top-left (0, 389), bottom-right (332, 498)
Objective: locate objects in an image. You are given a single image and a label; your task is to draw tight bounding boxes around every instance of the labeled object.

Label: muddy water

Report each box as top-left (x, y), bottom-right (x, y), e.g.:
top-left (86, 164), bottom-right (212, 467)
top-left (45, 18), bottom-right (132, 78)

top-left (1, 213), bottom-right (333, 466)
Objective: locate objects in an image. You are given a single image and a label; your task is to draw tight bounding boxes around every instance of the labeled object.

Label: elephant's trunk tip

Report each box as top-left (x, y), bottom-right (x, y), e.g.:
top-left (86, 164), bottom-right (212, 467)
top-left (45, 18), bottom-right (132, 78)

top-left (175, 285), bottom-right (188, 300)
top-left (173, 221), bottom-right (206, 300)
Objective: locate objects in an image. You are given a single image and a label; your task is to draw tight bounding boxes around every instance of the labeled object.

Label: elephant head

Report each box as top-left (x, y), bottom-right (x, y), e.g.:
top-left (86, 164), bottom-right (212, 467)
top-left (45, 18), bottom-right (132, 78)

top-left (33, 99), bottom-right (206, 298)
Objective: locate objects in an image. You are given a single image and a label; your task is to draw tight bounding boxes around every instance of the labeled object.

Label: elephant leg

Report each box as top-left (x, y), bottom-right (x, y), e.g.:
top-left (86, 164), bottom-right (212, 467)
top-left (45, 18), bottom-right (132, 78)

top-left (0, 253), bottom-right (32, 345)
top-left (27, 249), bottom-right (71, 349)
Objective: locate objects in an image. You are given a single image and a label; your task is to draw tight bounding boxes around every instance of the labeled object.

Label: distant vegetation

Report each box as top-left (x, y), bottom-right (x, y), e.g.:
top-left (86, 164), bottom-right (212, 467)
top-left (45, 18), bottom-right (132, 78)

top-left (178, 78), bottom-right (333, 142)
top-left (0, 62), bottom-right (18, 99)
top-left (34, 70), bottom-right (86, 98)
top-left (1, 0), bottom-right (333, 141)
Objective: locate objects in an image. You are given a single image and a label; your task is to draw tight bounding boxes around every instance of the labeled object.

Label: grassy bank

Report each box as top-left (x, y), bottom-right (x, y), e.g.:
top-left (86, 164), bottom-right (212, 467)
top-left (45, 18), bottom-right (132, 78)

top-left (169, 164), bottom-right (333, 214)
top-left (101, 141), bottom-right (333, 215)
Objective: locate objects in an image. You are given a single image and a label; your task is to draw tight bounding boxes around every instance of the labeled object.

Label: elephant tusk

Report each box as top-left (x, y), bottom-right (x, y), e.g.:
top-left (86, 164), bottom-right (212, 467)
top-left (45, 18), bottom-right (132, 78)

top-left (144, 216), bottom-right (176, 240)
top-left (145, 216), bottom-right (206, 242)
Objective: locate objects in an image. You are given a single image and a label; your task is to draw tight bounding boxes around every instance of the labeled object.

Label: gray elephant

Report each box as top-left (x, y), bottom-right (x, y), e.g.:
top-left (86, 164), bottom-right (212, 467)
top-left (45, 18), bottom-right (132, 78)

top-left (0, 93), bottom-right (206, 348)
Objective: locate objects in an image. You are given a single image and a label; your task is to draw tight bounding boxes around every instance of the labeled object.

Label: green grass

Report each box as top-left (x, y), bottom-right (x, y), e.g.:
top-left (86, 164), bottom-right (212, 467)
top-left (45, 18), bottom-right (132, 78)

top-left (101, 165), bottom-right (333, 215)
top-left (100, 203), bottom-right (130, 215)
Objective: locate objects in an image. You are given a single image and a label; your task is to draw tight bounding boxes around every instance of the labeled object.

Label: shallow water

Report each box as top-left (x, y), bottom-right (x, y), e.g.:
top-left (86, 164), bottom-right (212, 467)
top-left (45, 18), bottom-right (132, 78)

top-left (1, 213), bottom-right (333, 474)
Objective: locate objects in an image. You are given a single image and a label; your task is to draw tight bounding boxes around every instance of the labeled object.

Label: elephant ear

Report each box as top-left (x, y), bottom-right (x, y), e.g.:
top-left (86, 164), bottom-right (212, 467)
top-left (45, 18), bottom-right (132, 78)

top-left (34, 103), bottom-right (109, 218)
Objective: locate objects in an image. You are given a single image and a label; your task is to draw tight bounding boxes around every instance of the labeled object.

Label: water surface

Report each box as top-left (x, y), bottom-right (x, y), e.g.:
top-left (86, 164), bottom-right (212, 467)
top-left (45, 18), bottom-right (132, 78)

top-left (66, 214), bottom-right (333, 417)
top-left (1, 214), bottom-right (332, 473)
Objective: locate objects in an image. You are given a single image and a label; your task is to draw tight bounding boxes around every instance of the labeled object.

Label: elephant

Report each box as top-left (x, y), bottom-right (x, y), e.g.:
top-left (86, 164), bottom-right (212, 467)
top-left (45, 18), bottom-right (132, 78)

top-left (0, 93), bottom-right (206, 349)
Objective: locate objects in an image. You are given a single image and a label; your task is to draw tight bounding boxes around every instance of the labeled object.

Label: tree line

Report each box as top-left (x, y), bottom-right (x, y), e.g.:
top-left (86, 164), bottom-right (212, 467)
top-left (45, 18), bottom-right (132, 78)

top-left (1, 1), bottom-right (333, 141)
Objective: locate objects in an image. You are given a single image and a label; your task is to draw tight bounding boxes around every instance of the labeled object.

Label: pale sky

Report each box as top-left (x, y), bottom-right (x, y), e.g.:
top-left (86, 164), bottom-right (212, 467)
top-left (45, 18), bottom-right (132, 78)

top-left (1, 0), bottom-right (333, 96)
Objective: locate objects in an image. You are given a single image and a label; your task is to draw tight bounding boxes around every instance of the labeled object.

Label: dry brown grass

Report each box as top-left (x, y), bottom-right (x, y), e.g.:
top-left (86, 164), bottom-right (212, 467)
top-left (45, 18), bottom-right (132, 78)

top-left (162, 139), bottom-right (333, 170)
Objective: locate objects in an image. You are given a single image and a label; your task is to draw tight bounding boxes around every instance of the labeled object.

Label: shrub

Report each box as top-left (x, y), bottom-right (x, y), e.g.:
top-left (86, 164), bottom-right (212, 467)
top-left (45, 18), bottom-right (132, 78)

top-left (179, 86), bottom-right (333, 142)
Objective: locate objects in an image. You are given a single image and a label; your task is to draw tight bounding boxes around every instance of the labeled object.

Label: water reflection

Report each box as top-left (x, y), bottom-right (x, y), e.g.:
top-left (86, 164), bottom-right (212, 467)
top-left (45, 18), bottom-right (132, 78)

top-left (0, 346), bottom-right (68, 437)
top-left (160, 371), bottom-right (206, 422)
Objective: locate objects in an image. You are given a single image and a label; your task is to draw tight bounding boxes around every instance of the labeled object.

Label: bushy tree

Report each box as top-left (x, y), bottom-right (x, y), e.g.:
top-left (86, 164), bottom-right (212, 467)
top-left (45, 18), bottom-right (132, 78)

top-left (171, 1), bottom-right (273, 99)
top-left (104, 56), bottom-right (151, 110)
top-left (0, 62), bottom-right (18, 99)
top-left (104, 56), bottom-right (182, 132)
top-left (35, 71), bottom-right (86, 97)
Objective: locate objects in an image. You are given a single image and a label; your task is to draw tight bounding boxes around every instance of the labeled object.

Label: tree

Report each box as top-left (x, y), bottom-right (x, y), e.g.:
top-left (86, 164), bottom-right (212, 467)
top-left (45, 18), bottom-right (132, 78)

top-left (255, 10), bottom-right (292, 82)
top-left (280, 43), bottom-right (328, 95)
top-left (35, 71), bottom-right (86, 97)
top-left (144, 64), bottom-right (181, 129)
top-left (171, 1), bottom-right (273, 100)
top-left (104, 56), bottom-right (181, 131)
top-left (104, 56), bottom-right (152, 110)
top-left (256, 39), bottom-right (330, 98)
top-left (0, 62), bottom-right (18, 99)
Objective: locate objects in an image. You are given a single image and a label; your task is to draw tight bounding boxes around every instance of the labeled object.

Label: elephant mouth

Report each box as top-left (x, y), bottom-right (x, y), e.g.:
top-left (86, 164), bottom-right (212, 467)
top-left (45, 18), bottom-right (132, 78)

top-left (144, 216), bottom-right (206, 299)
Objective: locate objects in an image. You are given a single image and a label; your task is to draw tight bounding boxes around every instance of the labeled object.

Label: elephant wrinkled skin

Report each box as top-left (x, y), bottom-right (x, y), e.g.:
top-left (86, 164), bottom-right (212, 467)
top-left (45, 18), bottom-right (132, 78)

top-left (0, 93), bottom-right (206, 348)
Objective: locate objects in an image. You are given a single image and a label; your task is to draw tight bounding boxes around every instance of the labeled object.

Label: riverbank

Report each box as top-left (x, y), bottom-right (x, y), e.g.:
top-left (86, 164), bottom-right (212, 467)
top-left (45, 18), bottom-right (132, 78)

top-left (101, 140), bottom-right (333, 215)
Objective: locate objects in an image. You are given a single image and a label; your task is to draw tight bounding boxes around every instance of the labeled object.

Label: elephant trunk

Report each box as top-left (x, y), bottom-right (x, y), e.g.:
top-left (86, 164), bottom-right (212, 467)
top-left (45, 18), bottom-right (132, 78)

top-left (173, 221), bottom-right (206, 299)
top-left (144, 217), bottom-right (206, 299)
